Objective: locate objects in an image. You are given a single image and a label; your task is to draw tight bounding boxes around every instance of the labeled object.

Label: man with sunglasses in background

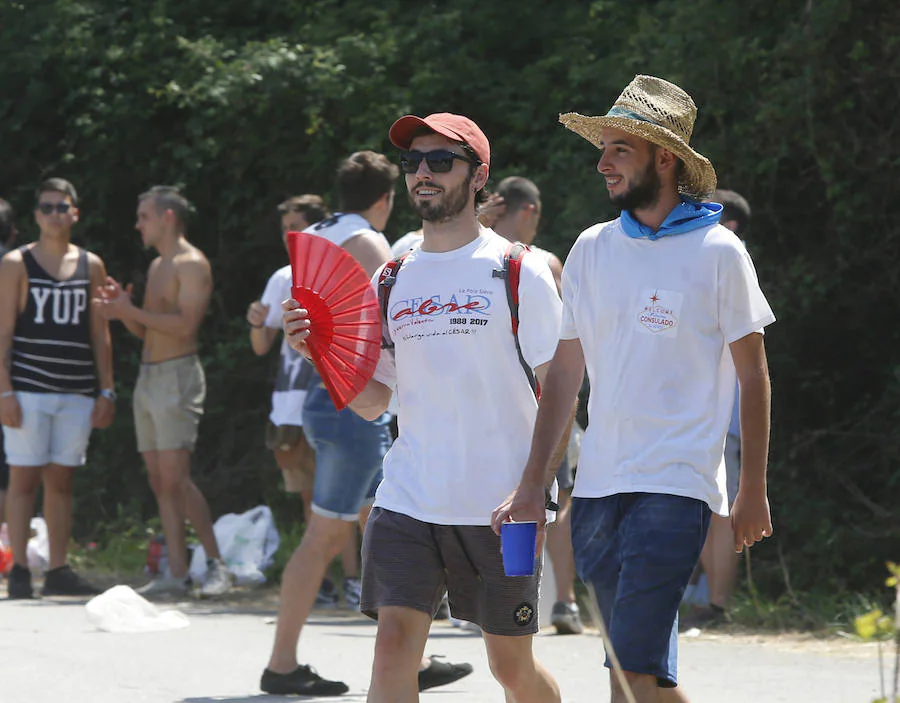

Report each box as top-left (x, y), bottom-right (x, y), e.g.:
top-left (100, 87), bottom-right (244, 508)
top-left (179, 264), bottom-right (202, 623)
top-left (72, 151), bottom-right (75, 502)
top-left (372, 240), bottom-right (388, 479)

top-left (0, 179), bottom-right (115, 599)
top-left (283, 113), bottom-right (563, 702)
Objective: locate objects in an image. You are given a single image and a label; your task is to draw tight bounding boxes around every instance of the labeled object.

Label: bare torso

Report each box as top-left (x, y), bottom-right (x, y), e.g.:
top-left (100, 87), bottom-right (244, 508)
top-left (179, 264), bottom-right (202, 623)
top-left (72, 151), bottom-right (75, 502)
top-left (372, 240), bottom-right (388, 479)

top-left (141, 241), bottom-right (211, 363)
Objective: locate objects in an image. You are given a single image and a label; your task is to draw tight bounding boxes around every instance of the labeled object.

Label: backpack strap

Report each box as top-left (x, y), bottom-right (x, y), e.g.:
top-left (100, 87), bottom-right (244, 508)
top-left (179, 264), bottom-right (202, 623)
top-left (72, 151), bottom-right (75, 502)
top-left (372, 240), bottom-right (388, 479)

top-left (495, 242), bottom-right (539, 398)
top-left (378, 252), bottom-right (411, 350)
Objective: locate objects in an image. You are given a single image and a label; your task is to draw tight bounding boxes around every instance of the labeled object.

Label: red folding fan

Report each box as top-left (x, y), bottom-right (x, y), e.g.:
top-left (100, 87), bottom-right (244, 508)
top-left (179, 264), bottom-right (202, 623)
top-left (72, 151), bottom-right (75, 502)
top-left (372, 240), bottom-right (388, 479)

top-left (287, 231), bottom-right (382, 411)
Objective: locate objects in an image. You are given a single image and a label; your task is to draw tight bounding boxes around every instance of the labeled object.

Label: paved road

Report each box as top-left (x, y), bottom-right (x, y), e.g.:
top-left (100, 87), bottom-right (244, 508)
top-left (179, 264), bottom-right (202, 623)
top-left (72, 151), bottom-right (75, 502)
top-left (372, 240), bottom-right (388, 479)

top-left (1, 595), bottom-right (883, 702)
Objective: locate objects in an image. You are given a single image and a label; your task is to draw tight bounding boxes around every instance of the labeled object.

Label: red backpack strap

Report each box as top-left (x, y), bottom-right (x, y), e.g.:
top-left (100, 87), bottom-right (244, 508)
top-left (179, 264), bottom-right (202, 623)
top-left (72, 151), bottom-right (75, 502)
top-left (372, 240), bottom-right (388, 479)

top-left (378, 252), bottom-right (410, 350)
top-left (502, 242), bottom-right (539, 398)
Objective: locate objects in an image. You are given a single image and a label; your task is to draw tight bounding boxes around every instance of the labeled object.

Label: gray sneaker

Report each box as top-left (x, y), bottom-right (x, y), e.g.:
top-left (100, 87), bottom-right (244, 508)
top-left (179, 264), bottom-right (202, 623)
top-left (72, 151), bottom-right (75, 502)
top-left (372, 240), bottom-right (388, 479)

top-left (199, 558), bottom-right (233, 598)
top-left (551, 601), bottom-right (585, 635)
top-left (137, 572), bottom-right (191, 599)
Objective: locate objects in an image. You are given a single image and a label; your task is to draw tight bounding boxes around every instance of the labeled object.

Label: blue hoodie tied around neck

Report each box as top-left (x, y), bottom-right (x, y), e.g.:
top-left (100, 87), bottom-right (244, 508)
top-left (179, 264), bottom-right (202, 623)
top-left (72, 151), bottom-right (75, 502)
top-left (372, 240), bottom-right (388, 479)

top-left (620, 197), bottom-right (722, 241)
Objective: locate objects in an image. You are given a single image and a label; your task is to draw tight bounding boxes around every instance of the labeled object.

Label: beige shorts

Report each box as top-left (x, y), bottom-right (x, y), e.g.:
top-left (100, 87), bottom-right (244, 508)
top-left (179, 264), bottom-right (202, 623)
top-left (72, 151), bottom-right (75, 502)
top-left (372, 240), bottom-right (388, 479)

top-left (265, 422), bottom-right (316, 493)
top-left (134, 355), bottom-right (205, 453)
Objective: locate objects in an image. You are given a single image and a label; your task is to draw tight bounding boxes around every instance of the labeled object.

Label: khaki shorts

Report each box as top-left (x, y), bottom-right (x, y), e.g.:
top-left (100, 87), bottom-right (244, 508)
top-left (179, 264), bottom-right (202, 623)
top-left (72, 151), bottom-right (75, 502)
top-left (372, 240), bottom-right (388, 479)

top-left (265, 422), bottom-right (316, 493)
top-left (134, 355), bottom-right (205, 453)
top-left (360, 507), bottom-right (543, 636)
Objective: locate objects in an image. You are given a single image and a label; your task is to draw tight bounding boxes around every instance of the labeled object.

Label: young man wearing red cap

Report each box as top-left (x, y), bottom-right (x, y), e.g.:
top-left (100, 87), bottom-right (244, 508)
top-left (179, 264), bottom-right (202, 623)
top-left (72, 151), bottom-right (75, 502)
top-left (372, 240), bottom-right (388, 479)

top-left (493, 76), bottom-right (775, 703)
top-left (283, 113), bottom-right (563, 702)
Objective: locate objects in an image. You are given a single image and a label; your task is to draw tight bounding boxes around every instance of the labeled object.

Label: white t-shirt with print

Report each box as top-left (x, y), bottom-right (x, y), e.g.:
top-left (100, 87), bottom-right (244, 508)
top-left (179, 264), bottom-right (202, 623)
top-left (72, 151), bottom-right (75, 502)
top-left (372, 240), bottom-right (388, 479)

top-left (372, 229), bottom-right (562, 525)
top-left (560, 219), bottom-right (775, 516)
top-left (261, 265), bottom-right (314, 427)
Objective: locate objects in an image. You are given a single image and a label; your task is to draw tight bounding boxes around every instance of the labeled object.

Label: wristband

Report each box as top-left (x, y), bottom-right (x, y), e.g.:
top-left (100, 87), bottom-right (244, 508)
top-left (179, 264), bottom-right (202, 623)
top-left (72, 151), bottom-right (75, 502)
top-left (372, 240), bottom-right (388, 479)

top-left (1, 390), bottom-right (14, 399)
top-left (545, 488), bottom-right (559, 513)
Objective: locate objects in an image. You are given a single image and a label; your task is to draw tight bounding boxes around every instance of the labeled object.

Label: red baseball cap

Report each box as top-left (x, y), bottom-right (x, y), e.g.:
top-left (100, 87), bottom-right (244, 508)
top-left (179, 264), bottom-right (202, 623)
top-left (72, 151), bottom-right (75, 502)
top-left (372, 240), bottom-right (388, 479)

top-left (389, 113), bottom-right (490, 168)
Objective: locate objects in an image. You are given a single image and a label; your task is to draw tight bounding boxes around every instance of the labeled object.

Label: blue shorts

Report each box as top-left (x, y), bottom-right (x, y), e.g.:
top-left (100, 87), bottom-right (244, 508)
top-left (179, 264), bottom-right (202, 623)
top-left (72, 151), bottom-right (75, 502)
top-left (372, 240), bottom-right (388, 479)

top-left (571, 493), bottom-right (711, 687)
top-left (302, 384), bottom-right (390, 521)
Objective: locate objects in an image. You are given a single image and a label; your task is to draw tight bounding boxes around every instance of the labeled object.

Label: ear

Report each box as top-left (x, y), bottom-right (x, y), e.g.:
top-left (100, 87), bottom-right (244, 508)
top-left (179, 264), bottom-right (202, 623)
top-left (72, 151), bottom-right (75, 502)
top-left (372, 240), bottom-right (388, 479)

top-left (71, 207), bottom-right (80, 225)
top-left (472, 163), bottom-right (489, 192)
top-left (656, 148), bottom-right (679, 174)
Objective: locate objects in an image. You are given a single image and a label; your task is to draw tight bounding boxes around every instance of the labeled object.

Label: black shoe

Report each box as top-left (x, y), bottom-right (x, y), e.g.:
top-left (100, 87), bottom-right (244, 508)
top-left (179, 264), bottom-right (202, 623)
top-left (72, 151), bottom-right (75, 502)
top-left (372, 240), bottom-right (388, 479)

top-left (260, 665), bottom-right (349, 696)
top-left (418, 655), bottom-right (474, 692)
top-left (41, 565), bottom-right (100, 597)
top-left (8, 564), bottom-right (34, 599)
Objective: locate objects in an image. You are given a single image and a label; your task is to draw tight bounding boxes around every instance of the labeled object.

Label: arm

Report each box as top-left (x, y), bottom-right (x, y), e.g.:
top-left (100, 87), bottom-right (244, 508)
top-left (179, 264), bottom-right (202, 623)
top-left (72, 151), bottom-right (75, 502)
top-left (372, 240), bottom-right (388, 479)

top-left (728, 331), bottom-right (773, 551)
top-left (547, 253), bottom-right (564, 297)
top-left (247, 300), bottom-right (279, 356)
top-left (87, 255), bottom-right (115, 429)
top-left (129, 258), bottom-right (212, 338)
top-left (491, 338), bottom-right (586, 531)
top-left (95, 276), bottom-right (146, 339)
top-left (0, 253), bottom-right (23, 427)
top-left (347, 378), bottom-right (393, 421)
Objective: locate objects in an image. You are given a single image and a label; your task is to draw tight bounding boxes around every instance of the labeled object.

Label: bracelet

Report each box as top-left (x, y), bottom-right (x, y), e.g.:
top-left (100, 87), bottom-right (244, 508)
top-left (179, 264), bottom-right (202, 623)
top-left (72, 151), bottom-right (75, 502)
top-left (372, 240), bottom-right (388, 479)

top-left (248, 321), bottom-right (264, 329)
top-left (1, 390), bottom-right (15, 399)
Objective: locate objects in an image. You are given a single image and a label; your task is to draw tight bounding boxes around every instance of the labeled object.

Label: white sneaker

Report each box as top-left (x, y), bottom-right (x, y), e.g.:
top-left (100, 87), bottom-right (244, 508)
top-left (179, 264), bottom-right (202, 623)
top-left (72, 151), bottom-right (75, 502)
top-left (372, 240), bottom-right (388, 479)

top-left (137, 573), bottom-right (191, 599)
top-left (200, 558), bottom-right (233, 598)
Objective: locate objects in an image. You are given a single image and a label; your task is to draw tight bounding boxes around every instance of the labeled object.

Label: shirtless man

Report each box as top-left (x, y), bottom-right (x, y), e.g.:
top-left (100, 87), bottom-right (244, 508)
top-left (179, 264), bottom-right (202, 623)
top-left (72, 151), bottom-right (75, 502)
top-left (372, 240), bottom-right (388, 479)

top-left (96, 185), bottom-right (231, 598)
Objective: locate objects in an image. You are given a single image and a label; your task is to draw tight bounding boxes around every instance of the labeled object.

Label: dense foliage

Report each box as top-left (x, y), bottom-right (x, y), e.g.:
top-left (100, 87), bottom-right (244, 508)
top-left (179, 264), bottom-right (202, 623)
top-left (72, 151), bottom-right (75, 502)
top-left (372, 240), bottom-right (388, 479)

top-left (1, 0), bottom-right (897, 598)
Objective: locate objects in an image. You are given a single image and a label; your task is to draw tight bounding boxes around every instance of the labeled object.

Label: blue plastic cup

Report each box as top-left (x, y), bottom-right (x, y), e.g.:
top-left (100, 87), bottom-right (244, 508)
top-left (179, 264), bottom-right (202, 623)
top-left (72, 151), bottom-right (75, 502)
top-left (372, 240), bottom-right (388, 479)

top-left (500, 521), bottom-right (538, 577)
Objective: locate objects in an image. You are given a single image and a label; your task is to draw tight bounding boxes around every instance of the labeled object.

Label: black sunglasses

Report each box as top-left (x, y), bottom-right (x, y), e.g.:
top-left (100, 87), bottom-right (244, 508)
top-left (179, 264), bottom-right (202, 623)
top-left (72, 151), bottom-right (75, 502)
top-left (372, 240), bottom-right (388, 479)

top-left (37, 202), bottom-right (72, 215)
top-left (399, 149), bottom-right (476, 174)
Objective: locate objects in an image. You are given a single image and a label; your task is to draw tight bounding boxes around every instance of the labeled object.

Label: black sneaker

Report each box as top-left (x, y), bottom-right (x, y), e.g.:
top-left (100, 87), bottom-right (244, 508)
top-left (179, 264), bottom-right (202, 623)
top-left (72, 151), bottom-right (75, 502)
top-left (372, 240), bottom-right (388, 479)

top-left (41, 565), bottom-right (100, 597)
top-left (260, 665), bottom-right (349, 696)
top-left (314, 577), bottom-right (339, 609)
top-left (418, 655), bottom-right (474, 692)
top-left (8, 563), bottom-right (34, 599)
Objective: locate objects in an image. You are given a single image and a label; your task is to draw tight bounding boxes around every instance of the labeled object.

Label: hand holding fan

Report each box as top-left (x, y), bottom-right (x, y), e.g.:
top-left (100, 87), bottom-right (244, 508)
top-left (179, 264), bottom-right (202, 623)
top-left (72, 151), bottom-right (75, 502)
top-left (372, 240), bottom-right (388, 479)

top-left (287, 231), bottom-right (382, 411)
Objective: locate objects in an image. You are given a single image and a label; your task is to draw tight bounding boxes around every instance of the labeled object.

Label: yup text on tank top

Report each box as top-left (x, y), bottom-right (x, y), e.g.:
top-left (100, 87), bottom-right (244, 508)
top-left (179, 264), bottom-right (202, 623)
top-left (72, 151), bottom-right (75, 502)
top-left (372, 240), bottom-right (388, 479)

top-left (11, 246), bottom-right (96, 395)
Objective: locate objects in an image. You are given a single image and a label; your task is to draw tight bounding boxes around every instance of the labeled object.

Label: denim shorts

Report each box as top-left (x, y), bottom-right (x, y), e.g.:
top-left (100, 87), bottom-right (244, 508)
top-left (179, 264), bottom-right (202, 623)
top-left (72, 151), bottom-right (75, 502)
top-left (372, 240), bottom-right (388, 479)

top-left (2, 391), bottom-right (94, 467)
top-left (302, 384), bottom-right (390, 521)
top-left (571, 493), bottom-right (711, 687)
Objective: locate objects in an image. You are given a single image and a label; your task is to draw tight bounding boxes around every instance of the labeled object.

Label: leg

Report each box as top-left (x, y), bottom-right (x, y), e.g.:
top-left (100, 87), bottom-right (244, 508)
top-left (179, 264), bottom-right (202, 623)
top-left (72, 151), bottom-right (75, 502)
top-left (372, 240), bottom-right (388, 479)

top-left (698, 514), bottom-right (738, 610)
top-left (144, 449), bottom-right (190, 578)
top-left (367, 606), bottom-right (432, 702)
top-left (6, 465), bottom-right (42, 568)
top-left (340, 524), bottom-right (360, 579)
top-left (268, 511), bottom-right (355, 672)
top-left (546, 489), bottom-right (577, 603)
top-left (182, 476), bottom-right (221, 560)
top-left (41, 464), bottom-right (75, 570)
top-left (483, 633), bottom-right (560, 703)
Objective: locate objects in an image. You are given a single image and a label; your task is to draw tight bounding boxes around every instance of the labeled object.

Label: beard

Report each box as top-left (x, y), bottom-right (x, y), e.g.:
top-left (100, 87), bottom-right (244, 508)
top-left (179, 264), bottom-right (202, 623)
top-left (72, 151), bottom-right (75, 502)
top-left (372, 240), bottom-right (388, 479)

top-left (610, 160), bottom-right (662, 212)
top-left (407, 171), bottom-right (473, 223)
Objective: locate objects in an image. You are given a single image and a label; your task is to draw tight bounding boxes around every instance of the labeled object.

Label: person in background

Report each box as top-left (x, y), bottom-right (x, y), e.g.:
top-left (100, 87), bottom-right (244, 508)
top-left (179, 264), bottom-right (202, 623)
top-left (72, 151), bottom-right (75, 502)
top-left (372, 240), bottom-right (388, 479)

top-left (246, 193), bottom-right (363, 609)
top-left (96, 186), bottom-right (232, 599)
top-left (681, 189), bottom-right (754, 629)
top-left (1, 179), bottom-right (115, 599)
top-left (0, 197), bottom-right (17, 535)
top-left (490, 176), bottom-right (583, 635)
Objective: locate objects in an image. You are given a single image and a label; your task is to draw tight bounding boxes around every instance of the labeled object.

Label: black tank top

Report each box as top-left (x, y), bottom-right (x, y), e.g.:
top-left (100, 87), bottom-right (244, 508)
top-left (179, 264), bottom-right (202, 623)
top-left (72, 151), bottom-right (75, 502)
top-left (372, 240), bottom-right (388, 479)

top-left (11, 246), bottom-right (96, 395)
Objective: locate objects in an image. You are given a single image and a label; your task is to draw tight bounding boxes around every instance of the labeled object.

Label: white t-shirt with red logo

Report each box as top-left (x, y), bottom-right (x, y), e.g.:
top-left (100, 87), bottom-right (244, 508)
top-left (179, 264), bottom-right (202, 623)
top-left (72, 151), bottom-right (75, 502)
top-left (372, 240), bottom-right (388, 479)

top-left (560, 218), bottom-right (775, 516)
top-left (372, 229), bottom-right (562, 525)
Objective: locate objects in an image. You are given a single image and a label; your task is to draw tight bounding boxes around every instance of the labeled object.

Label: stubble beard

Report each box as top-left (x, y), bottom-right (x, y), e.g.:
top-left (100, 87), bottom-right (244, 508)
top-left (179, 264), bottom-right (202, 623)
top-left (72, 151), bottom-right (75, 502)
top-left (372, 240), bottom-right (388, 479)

top-left (407, 172), bottom-right (473, 223)
top-left (610, 160), bottom-right (663, 213)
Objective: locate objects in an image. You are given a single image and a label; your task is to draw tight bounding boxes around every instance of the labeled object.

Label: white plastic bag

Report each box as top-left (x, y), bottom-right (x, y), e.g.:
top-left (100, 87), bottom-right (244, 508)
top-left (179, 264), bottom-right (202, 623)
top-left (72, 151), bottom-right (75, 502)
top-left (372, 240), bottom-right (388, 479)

top-left (85, 585), bottom-right (190, 633)
top-left (27, 517), bottom-right (49, 573)
top-left (189, 505), bottom-right (280, 586)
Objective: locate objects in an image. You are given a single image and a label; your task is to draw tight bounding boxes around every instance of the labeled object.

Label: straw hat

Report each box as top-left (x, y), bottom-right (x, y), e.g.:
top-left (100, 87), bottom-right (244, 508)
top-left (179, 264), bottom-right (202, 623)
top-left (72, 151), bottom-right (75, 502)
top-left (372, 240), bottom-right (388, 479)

top-left (559, 75), bottom-right (717, 200)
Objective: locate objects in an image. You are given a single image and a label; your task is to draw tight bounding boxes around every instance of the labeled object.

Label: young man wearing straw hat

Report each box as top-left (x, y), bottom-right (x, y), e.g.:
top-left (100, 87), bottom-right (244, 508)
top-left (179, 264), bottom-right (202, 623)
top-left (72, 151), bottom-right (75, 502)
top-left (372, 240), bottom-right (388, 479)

top-left (283, 113), bottom-right (563, 701)
top-left (493, 76), bottom-right (776, 702)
